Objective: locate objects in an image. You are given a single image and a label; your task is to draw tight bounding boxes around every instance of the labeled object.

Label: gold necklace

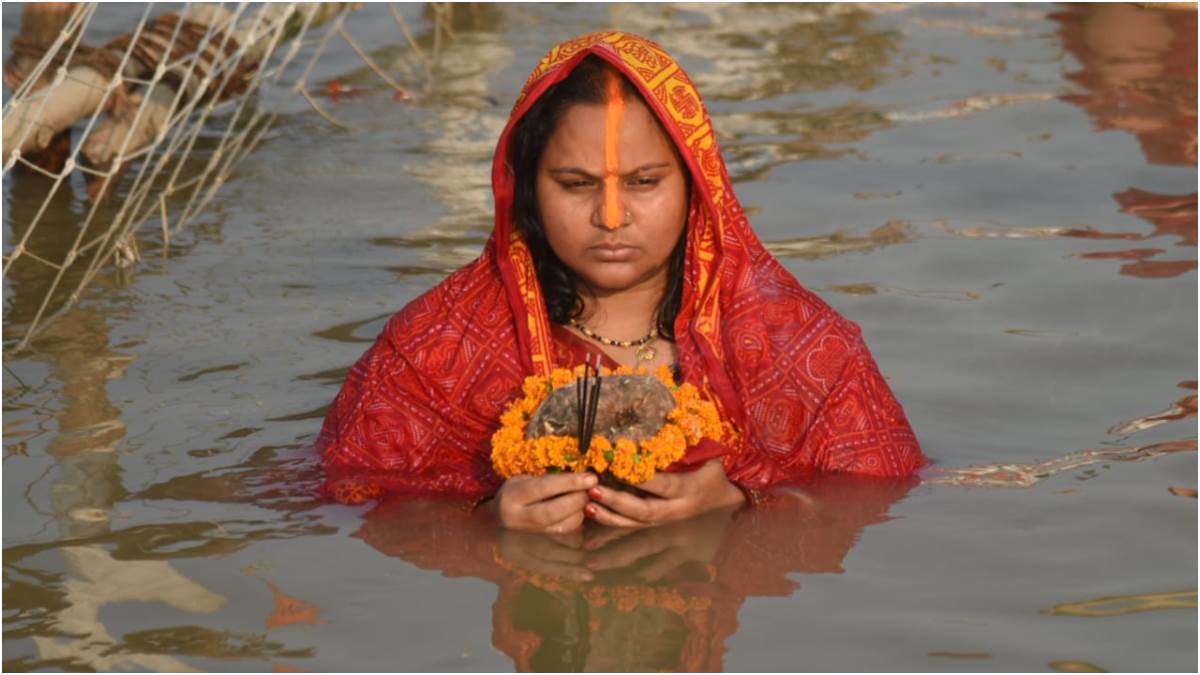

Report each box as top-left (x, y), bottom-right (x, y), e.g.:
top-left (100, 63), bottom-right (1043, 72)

top-left (569, 319), bottom-right (658, 362)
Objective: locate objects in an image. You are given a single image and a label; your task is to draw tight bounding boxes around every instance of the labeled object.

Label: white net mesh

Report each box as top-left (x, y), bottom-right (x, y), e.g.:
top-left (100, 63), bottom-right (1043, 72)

top-left (3, 2), bottom-right (453, 351)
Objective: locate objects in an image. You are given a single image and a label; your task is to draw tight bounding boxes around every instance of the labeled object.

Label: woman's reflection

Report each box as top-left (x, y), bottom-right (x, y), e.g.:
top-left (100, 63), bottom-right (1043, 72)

top-left (1053, 3), bottom-right (1197, 279)
top-left (355, 474), bottom-right (916, 672)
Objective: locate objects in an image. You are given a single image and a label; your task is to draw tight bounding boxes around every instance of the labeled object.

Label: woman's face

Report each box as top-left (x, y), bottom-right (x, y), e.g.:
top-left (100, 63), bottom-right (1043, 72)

top-left (535, 95), bottom-right (688, 296)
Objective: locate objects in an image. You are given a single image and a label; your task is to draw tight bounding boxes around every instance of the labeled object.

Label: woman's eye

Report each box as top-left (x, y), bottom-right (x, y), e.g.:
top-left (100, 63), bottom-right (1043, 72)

top-left (628, 177), bottom-right (660, 189)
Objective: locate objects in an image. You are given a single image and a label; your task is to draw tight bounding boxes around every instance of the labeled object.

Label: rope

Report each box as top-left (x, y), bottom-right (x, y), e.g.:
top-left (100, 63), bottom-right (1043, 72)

top-left (2, 3), bottom-right (455, 352)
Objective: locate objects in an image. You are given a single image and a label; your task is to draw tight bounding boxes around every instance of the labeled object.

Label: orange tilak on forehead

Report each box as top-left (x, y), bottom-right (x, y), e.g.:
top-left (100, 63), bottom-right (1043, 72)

top-left (603, 73), bottom-right (625, 230)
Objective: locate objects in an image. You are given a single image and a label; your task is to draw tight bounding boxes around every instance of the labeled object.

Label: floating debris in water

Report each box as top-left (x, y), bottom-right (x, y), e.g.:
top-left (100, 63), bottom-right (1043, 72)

top-left (1004, 329), bottom-right (1074, 338)
top-left (925, 439), bottom-right (1196, 489)
top-left (934, 219), bottom-right (1066, 239)
top-left (1045, 590), bottom-right (1197, 617)
top-left (922, 151), bottom-right (1023, 164)
top-left (766, 220), bottom-right (917, 259)
top-left (886, 92), bottom-right (1056, 123)
top-left (1050, 660), bottom-right (1109, 673)
top-left (824, 282), bottom-right (980, 301)
top-left (928, 651), bottom-right (992, 659)
top-left (68, 507), bottom-right (110, 523)
top-left (909, 17), bottom-right (1032, 38)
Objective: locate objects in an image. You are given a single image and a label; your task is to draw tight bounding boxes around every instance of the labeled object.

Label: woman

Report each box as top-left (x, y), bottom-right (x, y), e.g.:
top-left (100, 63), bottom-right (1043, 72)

top-left (318, 32), bottom-right (925, 531)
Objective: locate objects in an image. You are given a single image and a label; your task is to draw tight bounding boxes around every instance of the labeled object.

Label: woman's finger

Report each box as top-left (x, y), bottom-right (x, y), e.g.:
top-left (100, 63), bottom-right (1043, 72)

top-left (591, 486), bottom-right (671, 523)
top-left (586, 501), bottom-right (647, 529)
top-left (527, 489), bottom-right (589, 527)
top-left (519, 472), bottom-right (598, 505)
top-left (541, 509), bottom-right (586, 536)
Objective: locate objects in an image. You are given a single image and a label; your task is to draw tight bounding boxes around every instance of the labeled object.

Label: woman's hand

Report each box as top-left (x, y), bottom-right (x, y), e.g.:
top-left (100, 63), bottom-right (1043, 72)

top-left (585, 459), bottom-right (745, 528)
top-left (583, 504), bottom-right (737, 580)
top-left (492, 472), bottom-right (597, 533)
top-left (496, 528), bottom-right (593, 582)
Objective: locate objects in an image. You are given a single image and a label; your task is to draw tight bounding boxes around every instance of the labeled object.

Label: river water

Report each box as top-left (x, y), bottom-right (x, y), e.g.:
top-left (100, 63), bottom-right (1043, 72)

top-left (3, 3), bottom-right (1196, 672)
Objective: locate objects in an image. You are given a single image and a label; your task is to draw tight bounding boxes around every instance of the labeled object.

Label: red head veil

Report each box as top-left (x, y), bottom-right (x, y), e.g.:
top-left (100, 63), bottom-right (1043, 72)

top-left (318, 32), bottom-right (925, 504)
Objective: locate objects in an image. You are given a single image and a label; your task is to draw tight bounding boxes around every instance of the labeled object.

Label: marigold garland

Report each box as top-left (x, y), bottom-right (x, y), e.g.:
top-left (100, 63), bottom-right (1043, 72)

top-left (490, 365), bottom-right (725, 484)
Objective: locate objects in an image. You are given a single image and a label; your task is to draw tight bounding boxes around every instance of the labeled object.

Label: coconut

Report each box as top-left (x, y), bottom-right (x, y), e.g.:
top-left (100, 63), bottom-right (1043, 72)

top-left (526, 374), bottom-right (675, 442)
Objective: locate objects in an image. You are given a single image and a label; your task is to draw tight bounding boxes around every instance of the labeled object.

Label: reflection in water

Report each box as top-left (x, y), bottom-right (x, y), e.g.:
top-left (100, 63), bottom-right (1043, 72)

top-left (356, 475), bottom-right (915, 672)
top-left (29, 308), bottom-right (131, 538)
top-left (610, 3), bottom-right (899, 183)
top-left (263, 579), bottom-right (326, 631)
top-left (379, 4), bottom-right (511, 273)
top-left (1115, 189), bottom-right (1197, 247)
top-left (114, 625), bottom-right (315, 661)
top-left (28, 546), bottom-right (224, 672)
top-left (1107, 381), bottom-right (1196, 435)
top-left (1054, 4), bottom-right (1196, 168)
top-left (3, 447), bottom-right (330, 670)
top-left (1053, 4), bottom-right (1197, 279)
top-left (2, 76), bottom-right (280, 668)
top-left (2, 166), bottom-right (249, 669)
top-left (5, 171), bottom-right (153, 668)
top-left (1099, 188), bottom-right (1198, 278)
top-left (1045, 590), bottom-right (1197, 618)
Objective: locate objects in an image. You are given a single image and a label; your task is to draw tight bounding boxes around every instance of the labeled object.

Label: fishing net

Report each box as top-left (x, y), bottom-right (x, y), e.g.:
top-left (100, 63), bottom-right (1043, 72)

top-left (2, 2), bottom-right (454, 351)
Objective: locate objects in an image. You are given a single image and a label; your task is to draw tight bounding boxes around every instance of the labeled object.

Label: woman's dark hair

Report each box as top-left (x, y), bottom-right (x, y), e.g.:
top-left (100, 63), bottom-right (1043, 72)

top-left (508, 55), bottom-right (688, 341)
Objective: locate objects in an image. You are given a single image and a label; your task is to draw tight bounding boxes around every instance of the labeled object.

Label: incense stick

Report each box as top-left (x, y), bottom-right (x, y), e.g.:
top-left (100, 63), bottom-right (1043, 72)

top-left (581, 358), bottom-right (602, 454)
top-left (576, 355), bottom-right (587, 444)
top-left (576, 355), bottom-right (603, 455)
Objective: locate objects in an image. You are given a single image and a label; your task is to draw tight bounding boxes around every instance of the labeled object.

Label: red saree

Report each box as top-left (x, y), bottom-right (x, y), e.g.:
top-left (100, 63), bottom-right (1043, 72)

top-left (318, 32), bottom-right (925, 505)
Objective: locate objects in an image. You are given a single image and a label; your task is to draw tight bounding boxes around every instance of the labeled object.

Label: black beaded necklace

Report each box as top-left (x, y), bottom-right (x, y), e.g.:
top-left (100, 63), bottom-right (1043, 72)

top-left (568, 319), bottom-right (658, 362)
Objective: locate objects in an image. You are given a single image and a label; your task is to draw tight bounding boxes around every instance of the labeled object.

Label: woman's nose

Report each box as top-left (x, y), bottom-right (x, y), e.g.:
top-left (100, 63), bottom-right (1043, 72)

top-left (590, 190), bottom-right (631, 230)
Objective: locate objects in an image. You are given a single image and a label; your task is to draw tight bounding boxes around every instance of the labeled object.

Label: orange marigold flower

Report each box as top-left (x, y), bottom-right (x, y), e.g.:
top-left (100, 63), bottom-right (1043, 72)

top-left (499, 405), bottom-right (527, 429)
top-left (549, 368), bottom-right (576, 389)
top-left (522, 375), bottom-right (550, 401)
top-left (654, 365), bottom-right (676, 388)
top-left (675, 382), bottom-right (701, 405)
top-left (643, 423), bottom-right (687, 469)
top-left (609, 438), bottom-right (639, 483)
top-left (587, 436), bottom-right (613, 474)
